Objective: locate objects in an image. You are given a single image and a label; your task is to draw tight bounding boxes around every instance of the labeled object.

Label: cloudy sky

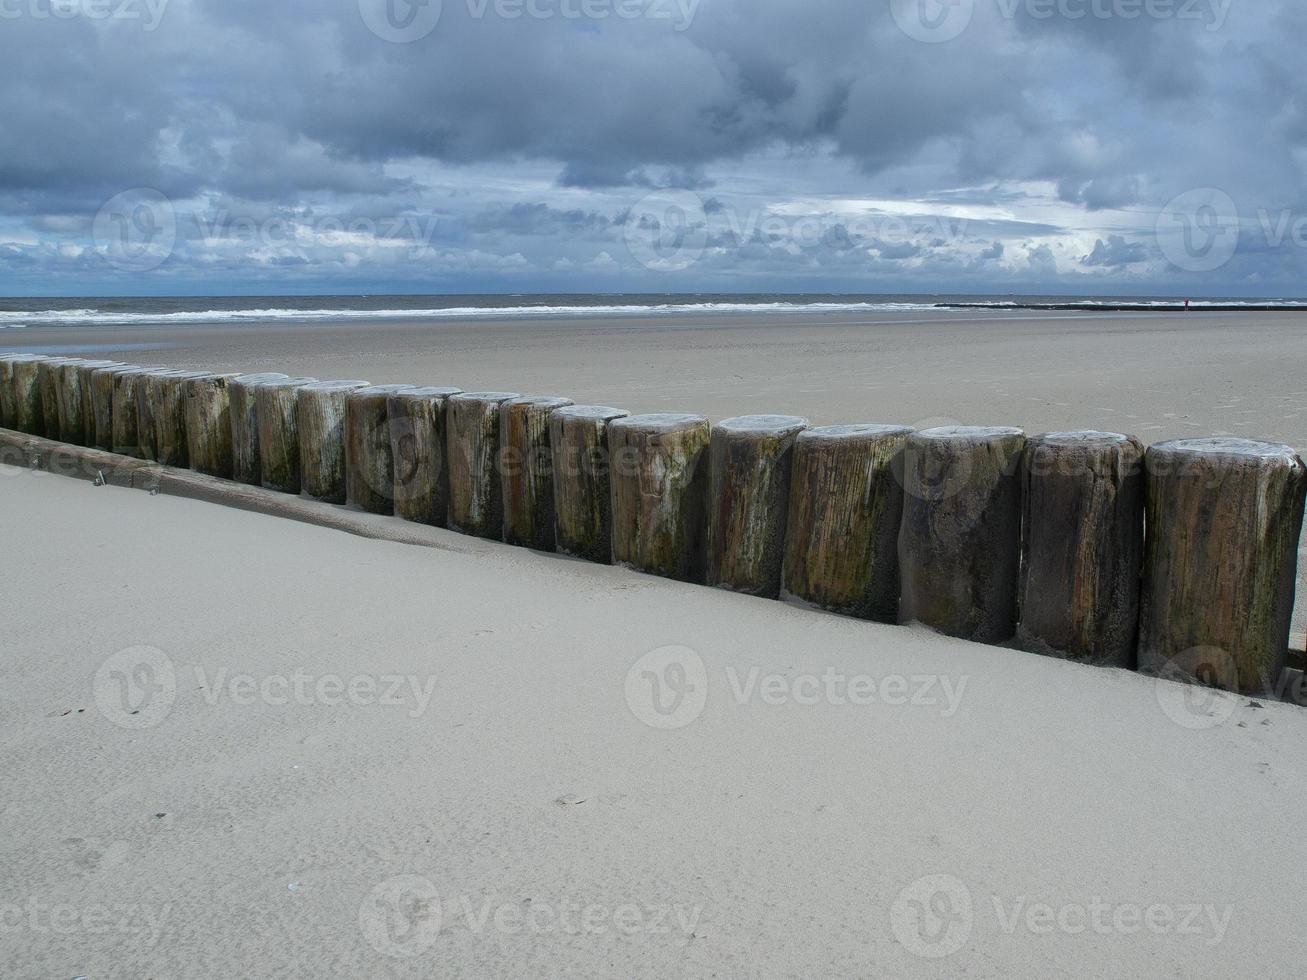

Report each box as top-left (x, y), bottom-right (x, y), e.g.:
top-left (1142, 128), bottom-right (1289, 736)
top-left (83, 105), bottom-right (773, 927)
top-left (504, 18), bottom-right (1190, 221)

top-left (0, 0), bottom-right (1302, 296)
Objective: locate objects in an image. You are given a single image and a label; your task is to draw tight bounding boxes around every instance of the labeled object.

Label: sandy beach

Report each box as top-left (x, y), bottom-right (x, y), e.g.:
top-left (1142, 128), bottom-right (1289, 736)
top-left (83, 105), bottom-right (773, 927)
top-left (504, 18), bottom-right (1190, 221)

top-left (3, 464), bottom-right (1306, 978)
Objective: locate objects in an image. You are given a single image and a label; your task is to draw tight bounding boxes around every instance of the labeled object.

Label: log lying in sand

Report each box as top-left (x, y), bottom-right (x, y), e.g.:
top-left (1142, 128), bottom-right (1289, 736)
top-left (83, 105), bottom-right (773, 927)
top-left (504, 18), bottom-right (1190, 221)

top-left (550, 405), bottom-right (630, 564)
top-left (154, 371), bottom-right (209, 467)
top-left (255, 377), bottom-right (318, 493)
top-left (446, 392), bottom-right (521, 539)
top-left (898, 425), bottom-right (1026, 644)
top-left (184, 373), bottom-right (242, 477)
top-left (706, 415), bottom-right (808, 597)
top-left (345, 384), bottom-right (414, 514)
top-left (387, 386), bottom-right (463, 526)
top-left (608, 413), bottom-right (711, 583)
top-left (1018, 431), bottom-right (1145, 667)
top-left (297, 380), bottom-right (371, 503)
top-left (781, 424), bottom-right (913, 623)
top-left (1138, 438), bottom-right (1307, 695)
top-left (500, 395), bottom-right (574, 549)
top-left (2, 355), bottom-right (48, 433)
top-left (229, 373), bottom-right (290, 484)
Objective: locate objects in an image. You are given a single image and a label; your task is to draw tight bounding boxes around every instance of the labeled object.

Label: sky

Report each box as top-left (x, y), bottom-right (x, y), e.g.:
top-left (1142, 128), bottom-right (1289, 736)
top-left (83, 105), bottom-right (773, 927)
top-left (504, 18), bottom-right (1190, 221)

top-left (0, 0), bottom-right (1303, 297)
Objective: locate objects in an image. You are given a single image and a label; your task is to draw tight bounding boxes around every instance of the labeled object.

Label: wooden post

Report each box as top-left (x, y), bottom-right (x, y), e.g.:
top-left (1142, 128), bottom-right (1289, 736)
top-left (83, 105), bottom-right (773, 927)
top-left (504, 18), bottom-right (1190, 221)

top-left (1018, 431), bottom-right (1145, 666)
top-left (500, 395), bottom-right (574, 549)
top-left (898, 426), bottom-right (1026, 644)
top-left (136, 368), bottom-right (187, 462)
top-left (706, 415), bottom-right (808, 597)
top-left (550, 405), bottom-right (630, 563)
top-left (345, 384), bottom-right (414, 514)
top-left (154, 370), bottom-right (209, 467)
top-left (1138, 438), bottom-right (1307, 695)
top-left (388, 386), bottom-right (463, 526)
top-left (781, 424), bottom-right (913, 622)
top-left (230, 373), bottom-right (290, 484)
top-left (608, 413), bottom-right (711, 583)
top-left (79, 361), bottom-right (124, 448)
top-left (297, 380), bottom-right (371, 503)
top-left (184, 373), bottom-right (242, 477)
top-left (446, 392), bottom-right (521, 538)
top-left (0, 354), bottom-right (16, 430)
top-left (89, 365), bottom-right (137, 452)
top-left (38, 358), bottom-right (80, 440)
top-left (255, 377), bottom-right (318, 493)
top-left (57, 359), bottom-right (114, 445)
top-left (3, 355), bottom-right (49, 434)
top-left (111, 367), bottom-right (155, 458)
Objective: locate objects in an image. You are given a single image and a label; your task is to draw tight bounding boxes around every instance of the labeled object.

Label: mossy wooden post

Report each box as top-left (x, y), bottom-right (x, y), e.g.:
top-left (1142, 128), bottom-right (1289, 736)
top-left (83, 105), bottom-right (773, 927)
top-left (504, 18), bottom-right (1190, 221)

top-left (37, 358), bottom-right (78, 440)
top-left (255, 377), bottom-right (318, 493)
top-left (388, 386), bottom-right (462, 526)
top-left (136, 368), bottom-right (187, 462)
top-left (184, 373), bottom-right (241, 477)
top-left (78, 361), bottom-right (123, 447)
top-left (0, 354), bottom-right (18, 430)
top-left (608, 414), bottom-right (711, 583)
top-left (446, 392), bottom-right (521, 538)
top-left (230, 373), bottom-right (290, 484)
top-left (1138, 438), bottom-right (1307, 695)
top-left (57, 359), bottom-right (114, 445)
top-left (500, 395), bottom-right (574, 549)
top-left (781, 424), bottom-right (913, 622)
top-left (899, 426), bottom-right (1026, 644)
top-left (89, 365), bottom-right (136, 451)
top-left (707, 415), bottom-right (808, 598)
top-left (4, 355), bottom-right (48, 434)
top-left (110, 367), bottom-right (154, 458)
top-left (154, 371), bottom-right (208, 467)
top-left (550, 406), bottom-right (630, 563)
top-left (345, 384), bottom-right (414, 514)
top-left (1018, 431), bottom-right (1145, 666)
top-left (298, 380), bottom-right (370, 503)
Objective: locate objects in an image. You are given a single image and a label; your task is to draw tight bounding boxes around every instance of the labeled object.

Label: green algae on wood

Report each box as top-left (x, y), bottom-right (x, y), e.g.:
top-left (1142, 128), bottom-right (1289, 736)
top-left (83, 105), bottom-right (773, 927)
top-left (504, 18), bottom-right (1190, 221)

top-left (898, 425), bottom-right (1026, 644)
top-left (1018, 431), bottom-right (1144, 667)
top-left (255, 377), bottom-right (318, 493)
top-left (781, 424), bottom-right (912, 623)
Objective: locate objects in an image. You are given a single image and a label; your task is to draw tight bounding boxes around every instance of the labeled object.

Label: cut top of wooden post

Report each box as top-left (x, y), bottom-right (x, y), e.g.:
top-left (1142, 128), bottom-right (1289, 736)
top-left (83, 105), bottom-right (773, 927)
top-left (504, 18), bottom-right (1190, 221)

top-left (390, 385), bottom-right (464, 404)
top-left (1147, 436), bottom-right (1304, 469)
top-left (553, 405), bottom-right (629, 424)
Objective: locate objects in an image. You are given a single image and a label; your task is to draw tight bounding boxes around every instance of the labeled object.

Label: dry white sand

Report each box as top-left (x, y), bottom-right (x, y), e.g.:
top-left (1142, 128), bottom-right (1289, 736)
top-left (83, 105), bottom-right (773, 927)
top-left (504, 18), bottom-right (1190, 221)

top-left (2, 465), bottom-right (1305, 977)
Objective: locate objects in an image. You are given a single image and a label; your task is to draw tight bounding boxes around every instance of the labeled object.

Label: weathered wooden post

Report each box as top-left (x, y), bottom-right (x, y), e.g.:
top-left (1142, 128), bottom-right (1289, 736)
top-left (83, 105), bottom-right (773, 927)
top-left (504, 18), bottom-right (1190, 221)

top-left (135, 368), bottom-right (187, 462)
top-left (57, 359), bottom-right (115, 445)
top-left (550, 405), bottom-right (630, 563)
top-left (1018, 431), bottom-right (1145, 666)
top-left (89, 365), bottom-right (137, 451)
top-left (388, 386), bottom-right (463, 526)
top-left (1138, 438), bottom-right (1307, 695)
top-left (184, 373), bottom-right (242, 477)
top-left (154, 370), bottom-right (208, 467)
top-left (297, 380), bottom-right (371, 503)
top-left (255, 377), bottom-right (318, 493)
top-left (781, 424), bottom-right (913, 623)
top-left (706, 415), bottom-right (808, 597)
top-left (3, 355), bottom-right (48, 433)
top-left (0, 354), bottom-right (17, 430)
top-left (79, 361), bottom-right (124, 447)
top-left (608, 413), bottom-right (711, 583)
top-left (111, 366), bottom-right (154, 458)
top-left (446, 392), bottom-right (521, 538)
top-left (898, 426), bottom-right (1026, 644)
top-left (500, 395), bottom-right (574, 549)
top-left (229, 373), bottom-right (290, 484)
top-left (345, 384), bottom-right (414, 514)
top-left (38, 358), bottom-right (80, 439)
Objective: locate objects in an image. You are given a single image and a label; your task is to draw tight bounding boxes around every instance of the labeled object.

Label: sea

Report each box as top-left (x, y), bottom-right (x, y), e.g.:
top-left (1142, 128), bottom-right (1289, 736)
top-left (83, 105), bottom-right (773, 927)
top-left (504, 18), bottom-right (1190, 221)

top-left (1, 293), bottom-right (1305, 328)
